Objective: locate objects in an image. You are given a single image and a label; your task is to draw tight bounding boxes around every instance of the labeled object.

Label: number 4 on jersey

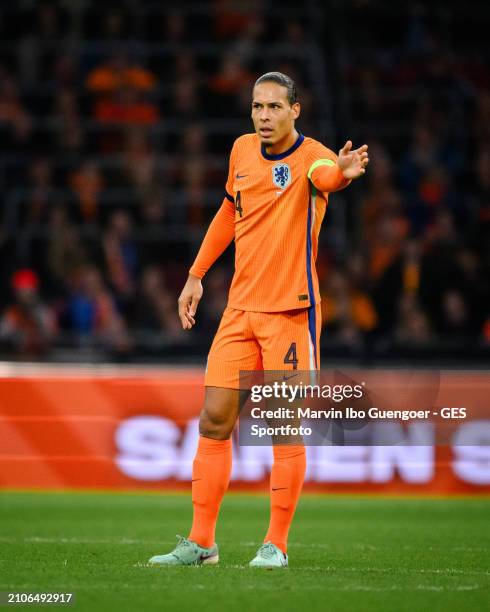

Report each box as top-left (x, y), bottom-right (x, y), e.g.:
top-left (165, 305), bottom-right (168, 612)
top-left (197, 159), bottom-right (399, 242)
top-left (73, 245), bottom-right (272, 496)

top-left (284, 342), bottom-right (298, 369)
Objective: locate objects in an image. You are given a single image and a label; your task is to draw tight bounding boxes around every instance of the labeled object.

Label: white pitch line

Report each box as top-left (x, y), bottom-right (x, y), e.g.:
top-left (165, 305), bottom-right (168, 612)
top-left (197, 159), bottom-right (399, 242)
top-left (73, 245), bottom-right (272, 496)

top-left (240, 542), bottom-right (489, 553)
top-left (0, 536), bottom-right (485, 556)
top-left (1, 537), bottom-right (488, 580)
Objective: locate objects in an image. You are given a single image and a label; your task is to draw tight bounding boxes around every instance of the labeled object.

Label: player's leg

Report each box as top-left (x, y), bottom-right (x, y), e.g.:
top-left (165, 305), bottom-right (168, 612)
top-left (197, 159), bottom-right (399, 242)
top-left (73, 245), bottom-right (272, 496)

top-left (148, 387), bottom-right (239, 566)
top-left (249, 304), bottom-right (321, 567)
top-left (149, 308), bottom-right (260, 566)
top-left (187, 386), bottom-right (244, 550)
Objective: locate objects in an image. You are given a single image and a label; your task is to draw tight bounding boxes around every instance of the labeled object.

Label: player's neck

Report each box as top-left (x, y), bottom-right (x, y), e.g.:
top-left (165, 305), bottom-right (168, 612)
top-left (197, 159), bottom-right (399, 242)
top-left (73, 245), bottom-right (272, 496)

top-left (265, 129), bottom-right (299, 156)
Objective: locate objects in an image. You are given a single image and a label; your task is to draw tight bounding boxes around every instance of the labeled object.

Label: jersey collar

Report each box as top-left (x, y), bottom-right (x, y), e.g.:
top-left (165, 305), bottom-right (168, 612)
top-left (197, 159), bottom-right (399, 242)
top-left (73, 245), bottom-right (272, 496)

top-left (260, 133), bottom-right (304, 161)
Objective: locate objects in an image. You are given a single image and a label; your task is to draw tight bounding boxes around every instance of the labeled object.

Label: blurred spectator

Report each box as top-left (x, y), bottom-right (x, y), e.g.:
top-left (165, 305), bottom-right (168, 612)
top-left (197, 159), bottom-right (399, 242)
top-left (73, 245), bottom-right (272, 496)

top-left (210, 56), bottom-right (253, 96)
top-left (93, 87), bottom-right (159, 126)
top-left (172, 77), bottom-right (200, 118)
top-left (173, 51), bottom-right (200, 84)
top-left (362, 142), bottom-right (403, 242)
top-left (138, 189), bottom-right (166, 228)
top-left (214, 0), bottom-right (264, 38)
top-left (373, 239), bottom-right (422, 335)
top-left (86, 53), bottom-right (159, 152)
top-left (0, 70), bottom-right (32, 151)
top-left (53, 88), bottom-right (85, 155)
top-left (25, 158), bottom-right (55, 225)
top-left (209, 55), bottom-right (254, 117)
top-left (321, 269), bottom-right (378, 346)
top-left (122, 128), bottom-right (160, 192)
top-left (400, 125), bottom-right (459, 197)
top-left (281, 20), bottom-right (305, 47)
top-left (133, 266), bottom-right (182, 338)
top-left (439, 290), bottom-right (473, 339)
top-left (0, 270), bottom-right (57, 357)
top-left (184, 173), bottom-right (207, 226)
top-left (69, 161), bottom-right (104, 224)
top-left (45, 205), bottom-right (87, 294)
top-left (65, 266), bottom-right (131, 354)
top-left (18, 0), bottom-right (70, 85)
top-left (174, 124), bottom-right (211, 225)
top-left (395, 295), bottom-right (433, 345)
top-left (86, 53), bottom-right (156, 94)
top-left (103, 211), bottom-right (139, 303)
top-left (95, 5), bottom-right (131, 41)
top-left (368, 213), bottom-right (408, 283)
top-left (164, 12), bottom-right (187, 43)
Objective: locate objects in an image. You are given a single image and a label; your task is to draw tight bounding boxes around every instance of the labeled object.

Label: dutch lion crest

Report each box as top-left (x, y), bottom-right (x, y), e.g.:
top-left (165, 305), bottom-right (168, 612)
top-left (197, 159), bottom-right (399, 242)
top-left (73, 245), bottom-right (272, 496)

top-left (272, 163), bottom-right (291, 189)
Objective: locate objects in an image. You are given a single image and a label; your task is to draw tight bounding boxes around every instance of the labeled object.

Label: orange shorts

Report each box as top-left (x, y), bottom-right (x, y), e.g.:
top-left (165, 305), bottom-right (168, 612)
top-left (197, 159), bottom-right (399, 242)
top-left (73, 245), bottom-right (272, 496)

top-left (204, 304), bottom-right (322, 389)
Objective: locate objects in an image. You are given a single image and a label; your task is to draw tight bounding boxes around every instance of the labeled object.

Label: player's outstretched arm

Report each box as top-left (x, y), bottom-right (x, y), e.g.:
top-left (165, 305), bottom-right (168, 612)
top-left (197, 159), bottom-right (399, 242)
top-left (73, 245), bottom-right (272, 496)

top-left (178, 274), bottom-right (203, 330)
top-left (308, 141), bottom-right (369, 193)
top-left (337, 140), bottom-right (369, 179)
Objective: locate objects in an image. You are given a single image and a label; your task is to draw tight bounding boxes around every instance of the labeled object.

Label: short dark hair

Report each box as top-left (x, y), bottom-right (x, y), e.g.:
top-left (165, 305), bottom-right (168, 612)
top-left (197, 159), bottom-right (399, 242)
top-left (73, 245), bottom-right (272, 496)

top-left (254, 72), bottom-right (298, 105)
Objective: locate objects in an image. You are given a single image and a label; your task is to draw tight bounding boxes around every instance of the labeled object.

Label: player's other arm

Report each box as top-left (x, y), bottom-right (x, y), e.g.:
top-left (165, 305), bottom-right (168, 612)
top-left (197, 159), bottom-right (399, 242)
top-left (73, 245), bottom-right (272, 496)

top-left (178, 197), bottom-right (235, 330)
top-left (309, 141), bottom-right (369, 192)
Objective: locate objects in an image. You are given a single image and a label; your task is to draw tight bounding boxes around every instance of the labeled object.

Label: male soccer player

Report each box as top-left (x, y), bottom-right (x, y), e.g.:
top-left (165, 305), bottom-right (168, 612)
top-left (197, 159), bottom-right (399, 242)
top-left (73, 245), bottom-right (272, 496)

top-left (149, 72), bottom-right (369, 568)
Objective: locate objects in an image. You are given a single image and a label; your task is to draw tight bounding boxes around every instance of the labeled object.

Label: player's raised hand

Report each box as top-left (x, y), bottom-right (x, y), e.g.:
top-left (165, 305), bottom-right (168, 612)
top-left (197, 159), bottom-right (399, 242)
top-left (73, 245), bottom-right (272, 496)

top-left (178, 274), bottom-right (203, 330)
top-left (337, 141), bottom-right (369, 179)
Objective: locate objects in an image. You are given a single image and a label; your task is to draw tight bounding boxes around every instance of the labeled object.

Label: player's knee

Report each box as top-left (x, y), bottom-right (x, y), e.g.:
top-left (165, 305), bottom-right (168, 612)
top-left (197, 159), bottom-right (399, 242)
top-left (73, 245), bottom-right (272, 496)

top-left (199, 403), bottom-right (234, 439)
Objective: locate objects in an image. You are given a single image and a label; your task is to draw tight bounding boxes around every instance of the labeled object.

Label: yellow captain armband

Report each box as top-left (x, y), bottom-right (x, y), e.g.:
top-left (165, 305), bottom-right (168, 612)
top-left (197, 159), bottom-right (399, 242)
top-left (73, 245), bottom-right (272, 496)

top-left (307, 158), bottom-right (336, 180)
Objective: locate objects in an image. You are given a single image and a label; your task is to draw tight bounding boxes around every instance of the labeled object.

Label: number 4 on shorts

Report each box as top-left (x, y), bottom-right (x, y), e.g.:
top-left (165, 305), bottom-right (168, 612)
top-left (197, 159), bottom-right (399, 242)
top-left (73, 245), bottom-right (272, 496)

top-left (284, 342), bottom-right (298, 369)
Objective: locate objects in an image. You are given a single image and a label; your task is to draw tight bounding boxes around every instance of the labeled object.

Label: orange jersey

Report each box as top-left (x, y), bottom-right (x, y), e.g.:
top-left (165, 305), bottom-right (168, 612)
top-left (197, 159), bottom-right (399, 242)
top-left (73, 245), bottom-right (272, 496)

top-left (190, 132), bottom-right (349, 312)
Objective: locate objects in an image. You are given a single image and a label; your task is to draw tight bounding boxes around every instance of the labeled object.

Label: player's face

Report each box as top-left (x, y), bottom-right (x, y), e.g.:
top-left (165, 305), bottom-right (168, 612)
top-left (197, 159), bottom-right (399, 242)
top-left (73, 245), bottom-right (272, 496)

top-left (251, 82), bottom-right (300, 152)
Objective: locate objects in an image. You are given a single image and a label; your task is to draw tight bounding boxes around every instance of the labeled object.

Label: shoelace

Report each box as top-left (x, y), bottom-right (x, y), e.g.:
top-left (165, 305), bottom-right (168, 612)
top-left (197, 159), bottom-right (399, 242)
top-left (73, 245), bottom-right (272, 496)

top-left (174, 535), bottom-right (192, 551)
top-left (171, 535), bottom-right (197, 558)
top-left (258, 543), bottom-right (277, 559)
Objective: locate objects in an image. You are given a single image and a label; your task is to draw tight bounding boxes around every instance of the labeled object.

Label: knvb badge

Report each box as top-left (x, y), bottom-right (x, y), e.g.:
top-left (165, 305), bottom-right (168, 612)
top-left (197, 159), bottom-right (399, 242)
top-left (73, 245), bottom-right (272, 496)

top-left (272, 163), bottom-right (291, 189)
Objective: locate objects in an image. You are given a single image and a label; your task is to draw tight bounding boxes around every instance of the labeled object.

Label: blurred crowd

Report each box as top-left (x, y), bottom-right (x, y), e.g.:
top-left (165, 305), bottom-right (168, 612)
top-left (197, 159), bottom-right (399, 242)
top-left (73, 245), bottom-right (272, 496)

top-left (0, 0), bottom-right (488, 361)
top-left (317, 2), bottom-right (489, 356)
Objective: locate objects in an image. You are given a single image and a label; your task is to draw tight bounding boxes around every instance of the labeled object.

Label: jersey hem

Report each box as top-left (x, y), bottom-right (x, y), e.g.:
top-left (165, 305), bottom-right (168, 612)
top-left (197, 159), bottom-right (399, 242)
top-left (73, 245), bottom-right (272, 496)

top-left (225, 297), bottom-right (321, 313)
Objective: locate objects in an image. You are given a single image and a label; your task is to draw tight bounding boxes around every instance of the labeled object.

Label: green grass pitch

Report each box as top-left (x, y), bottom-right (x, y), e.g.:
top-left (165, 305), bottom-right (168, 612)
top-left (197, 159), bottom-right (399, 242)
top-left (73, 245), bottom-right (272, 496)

top-left (0, 491), bottom-right (488, 611)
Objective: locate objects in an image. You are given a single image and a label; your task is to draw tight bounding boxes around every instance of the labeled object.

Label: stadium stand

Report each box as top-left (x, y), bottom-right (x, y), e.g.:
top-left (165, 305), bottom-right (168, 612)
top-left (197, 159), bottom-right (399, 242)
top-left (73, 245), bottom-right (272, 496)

top-left (0, 0), bottom-right (488, 364)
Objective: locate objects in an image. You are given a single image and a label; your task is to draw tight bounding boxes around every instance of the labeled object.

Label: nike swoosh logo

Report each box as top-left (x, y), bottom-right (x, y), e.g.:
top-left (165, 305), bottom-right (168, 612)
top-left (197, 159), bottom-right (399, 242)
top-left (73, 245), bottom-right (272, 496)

top-left (191, 479), bottom-right (202, 482)
top-left (282, 373), bottom-right (299, 382)
top-left (236, 174), bottom-right (248, 179)
top-left (199, 551), bottom-right (215, 559)
top-left (272, 487), bottom-right (288, 491)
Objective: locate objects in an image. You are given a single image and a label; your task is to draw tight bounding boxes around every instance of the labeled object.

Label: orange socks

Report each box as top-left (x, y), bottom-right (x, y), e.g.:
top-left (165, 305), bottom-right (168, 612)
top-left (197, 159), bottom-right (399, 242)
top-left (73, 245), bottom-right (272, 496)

top-left (264, 445), bottom-right (306, 553)
top-left (188, 436), bottom-right (232, 548)
top-left (188, 438), bottom-right (305, 553)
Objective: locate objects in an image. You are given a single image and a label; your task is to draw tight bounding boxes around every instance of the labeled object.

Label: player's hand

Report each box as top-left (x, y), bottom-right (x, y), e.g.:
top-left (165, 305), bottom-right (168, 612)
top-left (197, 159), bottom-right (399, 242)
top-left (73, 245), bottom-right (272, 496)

top-left (178, 274), bottom-right (203, 330)
top-left (337, 141), bottom-right (369, 179)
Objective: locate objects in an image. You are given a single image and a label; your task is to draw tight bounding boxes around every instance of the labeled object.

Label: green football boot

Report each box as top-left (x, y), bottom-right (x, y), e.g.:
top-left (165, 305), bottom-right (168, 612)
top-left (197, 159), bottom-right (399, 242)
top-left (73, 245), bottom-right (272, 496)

top-left (148, 535), bottom-right (219, 566)
top-left (249, 542), bottom-right (288, 568)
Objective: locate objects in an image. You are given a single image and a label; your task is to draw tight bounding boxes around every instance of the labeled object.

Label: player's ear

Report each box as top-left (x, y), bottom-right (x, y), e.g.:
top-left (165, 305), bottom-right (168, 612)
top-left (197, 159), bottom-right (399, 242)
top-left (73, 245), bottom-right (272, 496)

top-left (291, 102), bottom-right (300, 120)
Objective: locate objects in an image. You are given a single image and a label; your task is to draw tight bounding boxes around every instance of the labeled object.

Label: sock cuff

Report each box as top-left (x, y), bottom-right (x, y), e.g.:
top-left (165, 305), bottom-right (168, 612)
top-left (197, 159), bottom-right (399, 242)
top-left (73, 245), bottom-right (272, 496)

top-left (272, 444), bottom-right (306, 459)
top-left (264, 538), bottom-right (287, 554)
top-left (198, 435), bottom-right (232, 454)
